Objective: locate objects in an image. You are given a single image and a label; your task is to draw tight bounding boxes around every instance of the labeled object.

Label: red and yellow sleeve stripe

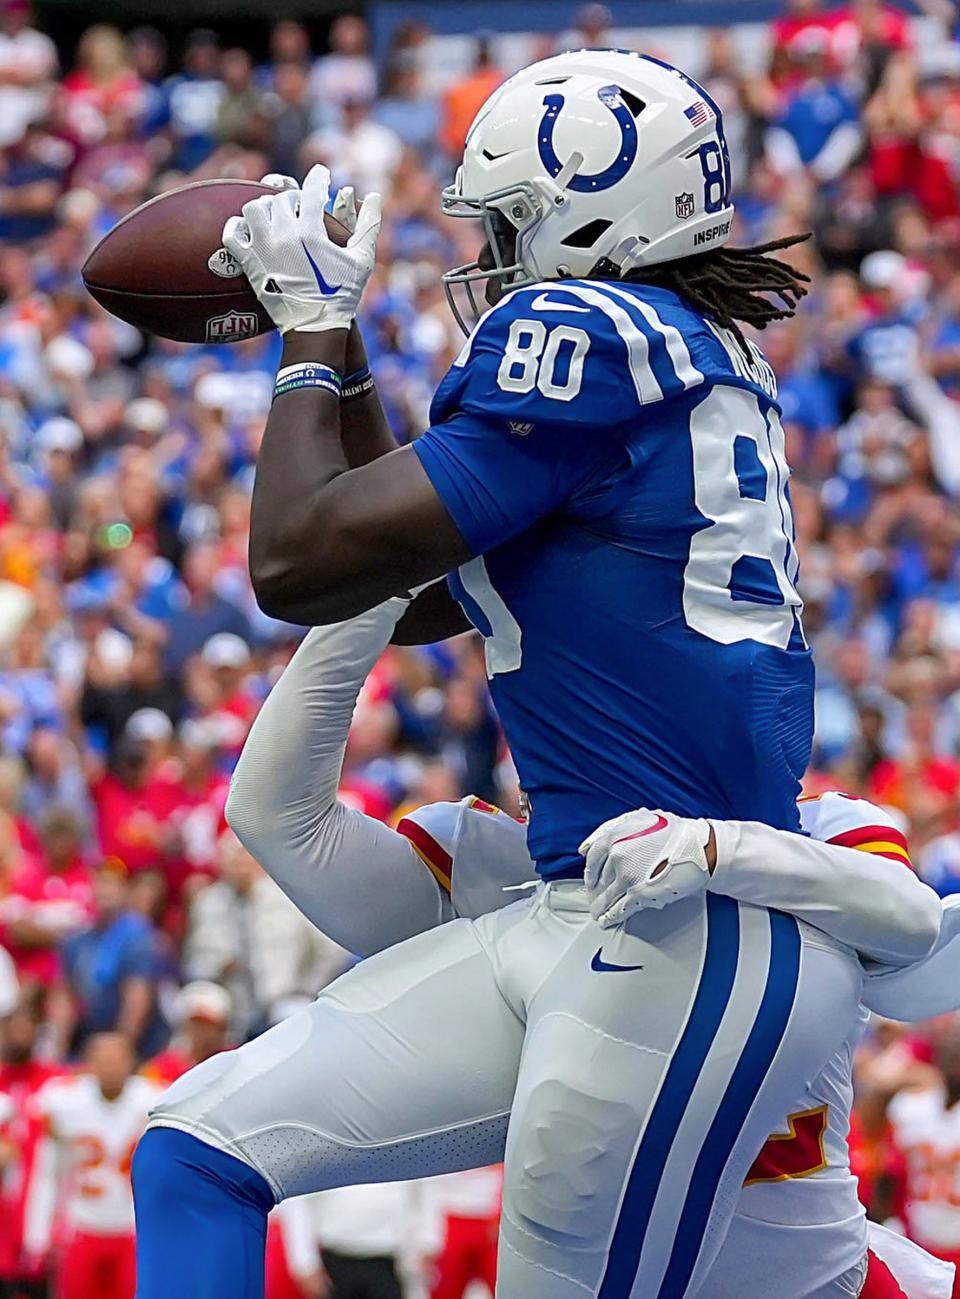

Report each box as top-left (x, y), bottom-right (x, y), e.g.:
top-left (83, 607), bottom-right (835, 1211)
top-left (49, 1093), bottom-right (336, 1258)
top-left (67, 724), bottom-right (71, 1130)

top-left (828, 823), bottom-right (912, 869)
top-left (468, 797), bottom-right (501, 815)
top-left (397, 817), bottom-right (453, 894)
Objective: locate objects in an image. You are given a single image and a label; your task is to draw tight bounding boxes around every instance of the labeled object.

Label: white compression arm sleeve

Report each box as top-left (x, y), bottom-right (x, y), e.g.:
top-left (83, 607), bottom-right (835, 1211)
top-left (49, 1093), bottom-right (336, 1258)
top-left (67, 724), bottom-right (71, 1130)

top-left (226, 599), bottom-right (449, 957)
top-left (862, 896), bottom-right (960, 1021)
top-left (709, 820), bottom-right (942, 965)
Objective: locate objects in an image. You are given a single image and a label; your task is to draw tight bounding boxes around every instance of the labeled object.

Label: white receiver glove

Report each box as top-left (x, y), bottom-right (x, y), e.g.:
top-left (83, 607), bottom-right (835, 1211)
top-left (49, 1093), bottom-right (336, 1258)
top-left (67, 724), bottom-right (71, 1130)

top-left (331, 185), bottom-right (358, 235)
top-left (222, 165), bottom-right (381, 334)
top-left (580, 808), bottom-right (712, 928)
top-left (259, 172), bottom-right (299, 193)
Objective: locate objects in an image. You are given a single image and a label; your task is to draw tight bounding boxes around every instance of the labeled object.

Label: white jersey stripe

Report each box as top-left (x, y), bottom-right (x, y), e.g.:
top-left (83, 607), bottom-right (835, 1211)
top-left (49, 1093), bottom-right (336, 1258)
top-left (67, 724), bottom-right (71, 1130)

top-left (451, 279), bottom-right (703, 403)
top-left (599, 282), bottom-right (705, 392)
top-left (533, 282), bottom-right (663, 405)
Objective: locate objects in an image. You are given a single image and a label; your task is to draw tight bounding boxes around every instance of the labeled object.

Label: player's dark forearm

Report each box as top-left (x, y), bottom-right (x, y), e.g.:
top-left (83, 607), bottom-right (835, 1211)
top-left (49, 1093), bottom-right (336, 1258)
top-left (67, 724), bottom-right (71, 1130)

top-left (341, 324), bottom-right (398, 468)
top-left (254, 447), bottom-right (469, 624)
top-left (342, 327), bottom-right (469, 645)
top-left (251, 330), bottom-right (470, 625)
top-left (250, 328), bottom-right (352, 618)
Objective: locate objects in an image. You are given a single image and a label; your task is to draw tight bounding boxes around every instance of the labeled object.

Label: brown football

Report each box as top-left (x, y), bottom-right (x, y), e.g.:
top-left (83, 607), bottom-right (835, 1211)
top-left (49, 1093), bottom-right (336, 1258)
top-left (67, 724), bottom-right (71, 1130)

top-left (82, 178), bottom-right (349, 345)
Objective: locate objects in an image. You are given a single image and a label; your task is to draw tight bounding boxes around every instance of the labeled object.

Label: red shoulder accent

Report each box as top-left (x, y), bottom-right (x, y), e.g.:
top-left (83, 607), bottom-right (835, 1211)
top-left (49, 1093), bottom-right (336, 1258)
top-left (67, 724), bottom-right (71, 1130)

top-left (396, 817), bottom-right (453, 893)
top-left (468, 798), bottom-right (502, 815)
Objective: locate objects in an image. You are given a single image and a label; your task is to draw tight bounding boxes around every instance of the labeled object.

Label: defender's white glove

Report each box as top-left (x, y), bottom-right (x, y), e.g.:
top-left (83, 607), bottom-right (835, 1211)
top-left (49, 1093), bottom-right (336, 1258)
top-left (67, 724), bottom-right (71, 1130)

top-left (580, 808), bottom-right (712, 928)
top-left (222, 165), bottom-right (381, 334)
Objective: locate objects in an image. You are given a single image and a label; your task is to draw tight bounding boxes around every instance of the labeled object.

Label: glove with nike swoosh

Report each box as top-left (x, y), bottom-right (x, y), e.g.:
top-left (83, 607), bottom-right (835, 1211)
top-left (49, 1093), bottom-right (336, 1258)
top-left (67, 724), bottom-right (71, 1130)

top-left (222, 165), bottom-right (382, 334)
top-left (580, 808), bottom-right (712, 928)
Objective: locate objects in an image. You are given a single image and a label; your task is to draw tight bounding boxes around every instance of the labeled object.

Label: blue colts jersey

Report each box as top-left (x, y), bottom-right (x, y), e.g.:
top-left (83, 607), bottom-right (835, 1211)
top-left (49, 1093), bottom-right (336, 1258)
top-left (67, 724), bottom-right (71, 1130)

top-left (413, 279), bottom-right (813, 877)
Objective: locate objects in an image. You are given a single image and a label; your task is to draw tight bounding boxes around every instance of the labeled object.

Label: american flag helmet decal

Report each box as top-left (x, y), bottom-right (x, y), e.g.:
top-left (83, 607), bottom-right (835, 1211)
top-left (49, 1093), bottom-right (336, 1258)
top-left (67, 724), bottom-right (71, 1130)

top-left (684, 101), bottom-right (710, 127)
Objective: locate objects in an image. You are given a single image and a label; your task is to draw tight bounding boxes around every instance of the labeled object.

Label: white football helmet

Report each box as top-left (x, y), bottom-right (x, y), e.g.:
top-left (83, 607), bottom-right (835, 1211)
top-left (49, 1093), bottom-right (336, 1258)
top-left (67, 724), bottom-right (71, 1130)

top-left (442, 49), bottom-right (736, 332)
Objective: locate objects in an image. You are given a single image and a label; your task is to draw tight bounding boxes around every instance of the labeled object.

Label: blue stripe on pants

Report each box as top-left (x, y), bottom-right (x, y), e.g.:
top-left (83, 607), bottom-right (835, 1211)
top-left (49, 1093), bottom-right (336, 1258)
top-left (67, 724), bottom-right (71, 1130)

top-left (656, 909), bottom-right (802, 1299)
top-left (597, 893), bottom-right (741, 1299)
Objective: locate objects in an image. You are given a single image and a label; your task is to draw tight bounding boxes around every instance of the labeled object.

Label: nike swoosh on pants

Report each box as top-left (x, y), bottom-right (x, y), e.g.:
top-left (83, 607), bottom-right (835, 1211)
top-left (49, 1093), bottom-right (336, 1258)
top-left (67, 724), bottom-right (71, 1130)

top-left (591, 947), bottom-right (644, 973)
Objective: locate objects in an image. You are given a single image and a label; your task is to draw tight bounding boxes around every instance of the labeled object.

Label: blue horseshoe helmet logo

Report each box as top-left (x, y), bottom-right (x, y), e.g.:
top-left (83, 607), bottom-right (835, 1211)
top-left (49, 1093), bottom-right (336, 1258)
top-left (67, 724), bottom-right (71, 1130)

top-left (537, 84), bottom-right (638, 192)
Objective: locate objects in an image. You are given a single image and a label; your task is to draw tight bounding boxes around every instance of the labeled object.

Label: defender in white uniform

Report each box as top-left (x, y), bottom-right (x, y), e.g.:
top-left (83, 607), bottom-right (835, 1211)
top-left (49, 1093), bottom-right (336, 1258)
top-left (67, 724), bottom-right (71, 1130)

top-left (27, 1034), bottom-right (162, 1299)
top-left (144, 601), bottom-right (947, 1299)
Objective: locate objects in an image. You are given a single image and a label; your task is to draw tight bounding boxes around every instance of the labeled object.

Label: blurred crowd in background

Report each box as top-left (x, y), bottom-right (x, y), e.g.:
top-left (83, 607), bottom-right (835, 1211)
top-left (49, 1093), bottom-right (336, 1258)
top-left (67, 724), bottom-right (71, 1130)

top-left (1, 0), bottom-right (960, 1294)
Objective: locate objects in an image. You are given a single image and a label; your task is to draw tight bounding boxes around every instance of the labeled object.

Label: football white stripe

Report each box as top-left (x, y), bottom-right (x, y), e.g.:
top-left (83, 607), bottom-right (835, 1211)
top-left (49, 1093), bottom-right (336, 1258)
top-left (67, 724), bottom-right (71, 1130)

top-left (537, 282), bottom-right (663, 405)
top-left (451, 279), bottom-right (703, 404)
top-left (599, 281), bottom-right (704, 391)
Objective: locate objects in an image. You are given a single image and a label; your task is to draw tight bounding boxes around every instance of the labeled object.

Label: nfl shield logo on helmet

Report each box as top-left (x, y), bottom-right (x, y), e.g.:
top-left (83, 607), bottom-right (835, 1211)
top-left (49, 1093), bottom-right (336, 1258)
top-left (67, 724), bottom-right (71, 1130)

top-left (675, 192), bottom-right (696, 220)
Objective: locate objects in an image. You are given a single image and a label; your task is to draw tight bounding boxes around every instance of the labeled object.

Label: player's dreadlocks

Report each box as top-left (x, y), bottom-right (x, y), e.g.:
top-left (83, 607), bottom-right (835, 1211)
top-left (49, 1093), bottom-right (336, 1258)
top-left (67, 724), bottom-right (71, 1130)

top-left (617, 232), bottom-right (813, 354)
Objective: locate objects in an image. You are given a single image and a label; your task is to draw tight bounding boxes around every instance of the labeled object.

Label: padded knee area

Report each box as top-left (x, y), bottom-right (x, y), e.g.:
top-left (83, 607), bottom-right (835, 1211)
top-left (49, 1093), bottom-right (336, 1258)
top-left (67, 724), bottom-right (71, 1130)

top-left (509, 1078), bottom-right (637, 1249)
top-left (145, 1009), bottom-right (511, 1200)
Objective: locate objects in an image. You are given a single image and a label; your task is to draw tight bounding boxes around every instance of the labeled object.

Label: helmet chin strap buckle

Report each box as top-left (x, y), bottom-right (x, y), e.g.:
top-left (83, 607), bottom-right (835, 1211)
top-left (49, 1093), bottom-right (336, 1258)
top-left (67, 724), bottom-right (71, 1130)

top-left (533, 166), bottom-right (577, 210)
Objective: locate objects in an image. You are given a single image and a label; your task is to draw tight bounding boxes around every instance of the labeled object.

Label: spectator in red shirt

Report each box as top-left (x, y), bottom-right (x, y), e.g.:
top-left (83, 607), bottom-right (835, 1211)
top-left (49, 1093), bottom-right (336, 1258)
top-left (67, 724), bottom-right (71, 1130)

top-left (60, 24), bottom-right (143, 148)
top-left (839, 0), bottom-right (911, 70)
top-left (189, 634), bottom-right (259, 769)
top-left (0, 807), bottom-right (93, 992)
top-left (868, 702), bottom-right (960, 812)
top-left (772, 0), bottom-right (847, 69)
top-left (167, 720), bottom-right (229, 885)
top-left (772, 0), bottom-right (908, 77)
top-left (848, 1082), bottom-right (908, 1222)
top-left (91, 738), bottom-right (181, 881)
top-left (864, 49), bottom-right (922, 199)
top-left (141, 980), bottom-right (229, 1087)
top-left (915, 57), bottom-right (960, 223)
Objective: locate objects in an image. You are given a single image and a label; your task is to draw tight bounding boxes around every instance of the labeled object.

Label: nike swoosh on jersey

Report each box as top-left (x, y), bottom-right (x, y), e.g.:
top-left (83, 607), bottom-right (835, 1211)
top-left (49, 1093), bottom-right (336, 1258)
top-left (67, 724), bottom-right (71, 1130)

top-left (301, 240), bottom-right (342, 295)
top-left (530, 292), bottom-right (590, 313)
top-left (591, 947), bottom-right (644, 973)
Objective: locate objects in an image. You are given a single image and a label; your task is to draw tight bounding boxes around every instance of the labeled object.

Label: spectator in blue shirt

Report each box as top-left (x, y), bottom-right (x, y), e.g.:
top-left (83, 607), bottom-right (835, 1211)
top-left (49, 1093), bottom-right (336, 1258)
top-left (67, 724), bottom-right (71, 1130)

top-left (766, 36), bottom-right (861, 184)
top-left (0, 623), bottom-right (61, 755)
top-left (845, 250), bottom-right (922, 387)
top-left (375, 56), bottom-right (439, 163)
top-left (62, 863), bottom-right (169, 1058)
top-left (0, 123), bottom-right (64, 244)
top-left (160, 29), bottom-right (223, 172)
top-left (126, 26), bottom-right (168, 136)
top-left (164, 541), bottom-right (252, 673)
top-left (764, 321), bottom-right (840, 459)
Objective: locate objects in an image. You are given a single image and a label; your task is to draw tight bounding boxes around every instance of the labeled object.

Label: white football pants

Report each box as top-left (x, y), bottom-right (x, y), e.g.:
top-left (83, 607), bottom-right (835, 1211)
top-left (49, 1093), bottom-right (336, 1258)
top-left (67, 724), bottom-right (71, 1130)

top-left (148, 884), bottom-right (861, 1299)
